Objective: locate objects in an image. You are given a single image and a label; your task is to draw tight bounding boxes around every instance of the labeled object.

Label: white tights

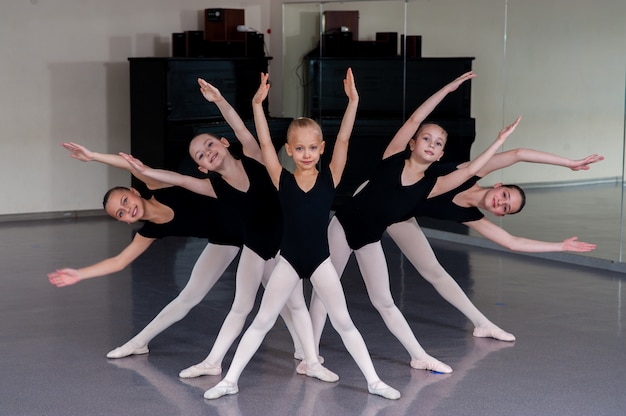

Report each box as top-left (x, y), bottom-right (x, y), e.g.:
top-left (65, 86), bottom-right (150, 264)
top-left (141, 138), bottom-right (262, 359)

top-left (386, 218), bottom-right (513, 340)
top-left (222, 256), bottom-right (381, 386)
top-left (189, 246), bottom-right (304, 369)
top-left (116, 243), bottom-right (240, 349)
top-left (309, 216), bottom-right (450, 367)
top-left (109, 244), bottom-right (303, 359)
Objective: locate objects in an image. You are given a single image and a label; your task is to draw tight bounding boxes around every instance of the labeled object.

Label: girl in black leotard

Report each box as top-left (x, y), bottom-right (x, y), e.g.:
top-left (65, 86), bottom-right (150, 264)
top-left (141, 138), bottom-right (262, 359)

top-left (204, 70), bottom-right (402, 401)
top-left (48, 143), bottom-right (244, 359)
top-left (120, 78), bottom-right (334, 382)
top-left (385, 144), bottom-right (600, 341)
top-left (308, 72), bottom-right (516, 374)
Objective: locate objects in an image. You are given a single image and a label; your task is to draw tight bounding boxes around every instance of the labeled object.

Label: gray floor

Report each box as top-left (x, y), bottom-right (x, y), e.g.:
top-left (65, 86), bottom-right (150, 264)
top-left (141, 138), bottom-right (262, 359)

top-left (1, 212), bottom-right (625, 416)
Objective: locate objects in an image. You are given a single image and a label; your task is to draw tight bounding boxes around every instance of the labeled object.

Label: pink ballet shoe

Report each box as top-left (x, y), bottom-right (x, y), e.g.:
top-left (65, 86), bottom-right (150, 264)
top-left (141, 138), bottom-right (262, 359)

top-left (368, 382), bottom-right (401, 400)
top-left (179, 362), bottom-right (222, 378)
top-left (410, 358), bottom-right (453, 373)
top-left (473, 326), bottom-right (516, 342)
top-left (106, 344), bottom-right (149, 359)
top-left (296, 361), bottom-right (339, 382)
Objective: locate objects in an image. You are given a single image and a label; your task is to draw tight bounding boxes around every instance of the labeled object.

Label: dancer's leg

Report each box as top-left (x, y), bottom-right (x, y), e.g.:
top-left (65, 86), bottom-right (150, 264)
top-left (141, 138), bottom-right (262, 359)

top-left (354, 242), bottom-right (452, 373)
top-left (281, 277), bottom-right (337, 383)
top-left (309, 216), bottom-right (352, 352)
top-left (107, 244), bottom-right (239, 359)
top-left (204, 258), bottom-right (305, 399)
top-left (261, 257), bottom-right (307, 361)
top-left (386, 218), bottom-right (515, 341)
top-left (179, 246), bottom-right (266, 377)
top-left (310, 259), bottom-right (400, 400)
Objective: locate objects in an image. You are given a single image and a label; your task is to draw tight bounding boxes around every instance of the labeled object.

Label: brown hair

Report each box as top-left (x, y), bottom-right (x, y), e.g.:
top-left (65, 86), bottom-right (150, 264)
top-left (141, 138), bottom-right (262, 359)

top-left (503, 184), bottom-right (526, 214)
top-left (102, 186), bottom-right (130, 209)
top-left (414, 122), bottom-right (448, 144)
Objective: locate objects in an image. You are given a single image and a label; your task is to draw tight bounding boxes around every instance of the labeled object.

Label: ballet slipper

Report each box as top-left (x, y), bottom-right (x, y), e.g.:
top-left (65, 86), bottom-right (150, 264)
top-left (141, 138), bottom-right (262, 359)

top-left (179, 362), bottom-right (222, 378)
top-left (296, 361), bottom-right (338, 381)
top-left (367, 381), bottom-right (401, 400)
top-left (410, 357), bottom-right (453, 374)
top-left (304, 362), bottom-right (339, 383)
top-left (106, 343), bottom-right (149, 359)
top-left (296, 360), bottom-right (307, 375)
top-left (473, 325), bottom-right (516, 342)
top-left (204, 380), bottom-right (239, 400)
top-left (293, 352), bottom-right (324, 364)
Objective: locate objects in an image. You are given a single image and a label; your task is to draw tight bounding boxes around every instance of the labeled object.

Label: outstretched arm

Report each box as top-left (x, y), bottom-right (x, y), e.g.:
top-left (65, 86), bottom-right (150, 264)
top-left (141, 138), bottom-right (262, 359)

top-left (471, 149), bottom-right (604, 177)
top-left (329, 67), bottom-right (359, 186)
top-left (384, 71), bottom-right (476, 158)
top-left (61, 142), bottom-right (168, 189)
top-left (47, 233), bottom-right (155, 287)
top-left (429, 116), bottom-right (518, 198)
top-left (252, 73), bottom-right (282, 188)
top-left (197, 78), bottom-right (262, 162)
top-left (467, 218), bottom-right (597, 253)
top-left (119, 152), bottom-right (216, 198)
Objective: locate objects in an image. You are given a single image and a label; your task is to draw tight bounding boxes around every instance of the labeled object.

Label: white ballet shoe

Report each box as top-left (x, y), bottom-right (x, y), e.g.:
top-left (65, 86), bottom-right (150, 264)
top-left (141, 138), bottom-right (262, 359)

top-left (410, 357), bottom-right (453, 374)
top-left (473, 326), bottom-right (516, 342)
top-left (296, 361), bottom-right (339, 382)
top-left (294, 352), bottom-right (324, 364)
top-left (296, 360), bottom-right (307, 375)
top-left (106, 344), bottom-right (149, 359)
top-left (204, 381), bottom-right (239, 400)
top-left (305, 362), bottom-right (339, 383)
top-left (179, 362), bottom-right (222, 378)
top-left (367, 381), bottom-right (401, 400)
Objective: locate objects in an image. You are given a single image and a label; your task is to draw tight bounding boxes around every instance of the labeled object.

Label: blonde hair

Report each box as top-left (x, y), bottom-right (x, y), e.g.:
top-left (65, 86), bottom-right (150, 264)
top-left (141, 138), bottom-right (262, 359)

top-left (286, 117), bottom-right (323, 144)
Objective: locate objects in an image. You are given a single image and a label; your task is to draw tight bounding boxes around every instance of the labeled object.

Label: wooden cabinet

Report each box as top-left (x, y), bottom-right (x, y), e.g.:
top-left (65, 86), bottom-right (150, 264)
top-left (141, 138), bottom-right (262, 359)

top-left (128, 57), bottom-right (291, 190)
top-left (305, 56), bottom-right (476, 207)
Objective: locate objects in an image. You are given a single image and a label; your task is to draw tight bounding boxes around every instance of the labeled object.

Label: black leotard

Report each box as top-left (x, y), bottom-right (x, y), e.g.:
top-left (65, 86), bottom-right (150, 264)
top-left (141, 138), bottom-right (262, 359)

top-left (408, 162), bottom-right (484, 223)
top-left (335, 152), bottom-right (438, 250)
top-left (278, 163), bottom-right (335, 279)
top-left (138, 186), bottom-right (243, 246)
top-left (210, 156), bottom-right (282, 260)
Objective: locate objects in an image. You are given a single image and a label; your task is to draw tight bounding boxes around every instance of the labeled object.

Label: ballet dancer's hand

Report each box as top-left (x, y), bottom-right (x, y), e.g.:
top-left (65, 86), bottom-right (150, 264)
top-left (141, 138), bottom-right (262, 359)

top-left (343, 67), bottom-right (358, 102)
top-left (197, 78), bottom-right (223, 103)
top-left (48, 268), bottom-right (81, 287)
top-left (62, 142), bottom-right (94, 162)
top-left (562, 236), bottom-right (596, 252)
top-left (253, 73), bottom-right (270, 105)
top-left (497, 116), bottom-right (522, 142)
top-left (119, 152), bottom-right (146, 173)
top-left (569, 154), bottom-right (604, 171)
top-left (446, 71), bottom-right (476, 93)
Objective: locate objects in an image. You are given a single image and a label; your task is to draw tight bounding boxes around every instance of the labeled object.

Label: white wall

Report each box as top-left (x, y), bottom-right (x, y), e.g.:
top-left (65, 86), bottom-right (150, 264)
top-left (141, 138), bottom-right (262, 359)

top-left (0, 0), bottom-right (270, 216)
top-left (1, 0), bottom-right (624, 216)
top-left (276, 0), bottom-right (626, 186)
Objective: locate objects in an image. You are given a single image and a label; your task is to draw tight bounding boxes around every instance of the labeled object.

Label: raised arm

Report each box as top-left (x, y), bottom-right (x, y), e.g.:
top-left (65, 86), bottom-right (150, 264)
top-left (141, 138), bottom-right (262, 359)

top-left (47, 233), bottom-right (155, 287)
top-left (469, 148), bottom-right (604, 177)
top-left (429, 116), bottom-right (517, 198)
top-left (383, 71), bottom-right (476, 158)
top-left (329, 67), bottom-right (359, 186)
top-left (252, 72), bottom-right (282, 187)
top-left (62, 142), bottom-right (168, 189)
top-left (467, 218), bottom-right (596, 253)
top-left (198, 78), bottom-right (262, 162)
top-left (118, 152), bottom-right (216, 198)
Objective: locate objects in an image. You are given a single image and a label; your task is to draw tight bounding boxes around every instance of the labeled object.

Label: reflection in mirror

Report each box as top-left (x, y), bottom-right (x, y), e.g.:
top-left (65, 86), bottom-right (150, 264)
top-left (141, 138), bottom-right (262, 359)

top-left (405, 0), bottom-right (626, 264)
top-left (283, 0), bottom-right (626, 264)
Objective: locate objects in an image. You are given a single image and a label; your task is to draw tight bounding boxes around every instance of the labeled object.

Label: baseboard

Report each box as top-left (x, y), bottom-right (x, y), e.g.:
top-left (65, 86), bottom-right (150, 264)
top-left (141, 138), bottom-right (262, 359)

top-left (0, 209), bottom-right (106, 223)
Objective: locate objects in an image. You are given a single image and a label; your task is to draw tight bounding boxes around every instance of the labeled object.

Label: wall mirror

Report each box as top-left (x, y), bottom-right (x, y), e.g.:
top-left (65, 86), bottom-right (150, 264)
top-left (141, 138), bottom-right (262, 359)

top-left (283, 0), bottom-right (626, 264)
